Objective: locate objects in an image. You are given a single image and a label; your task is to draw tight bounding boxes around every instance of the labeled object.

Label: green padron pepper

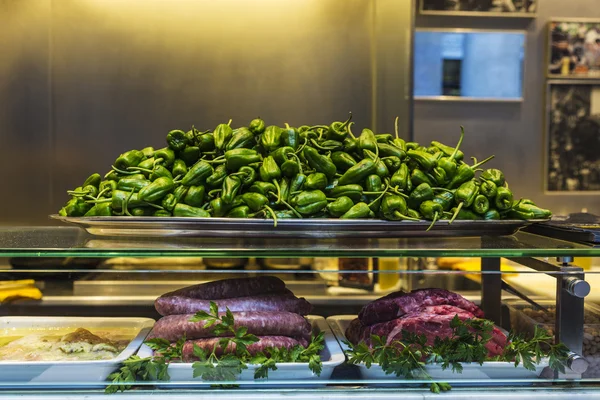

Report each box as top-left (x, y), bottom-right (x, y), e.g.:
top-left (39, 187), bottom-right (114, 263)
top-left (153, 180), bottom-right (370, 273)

top-left (390, 163), bottom-right (411, 191)
top-left (377, 143), bottom-right (406, 159)
top-left (249, 181), bottom-right (277, 196)
top-left (153, 147), bottom-right (176, 167)
top-left (290, 190), bottom-right (327, 216)
top-left (432, 191), bottom-right (454, 212)
top-left (328, 184), bottom-right (363, 203)
top-left (260, 156), bottom-right (282, 182)
top-left (261, 125), bottom-right (283, 152)
top-left (99, 180), bottom-right (117, 197)
top-left (431, 166), bottom-right (447, 186)
top-left (343, 137), bottom-right (358, 153)
top-left (130, 207), bottom-right (154, 216)
top-left (448, 207), bottom-right (482, 220)
top-left (137, 158), bottom-right (156, 174)
top-left (183, 185), bottom-right (205, 207)
top-left (59, 198), bottom-right (88, 216)
top-left (513, 202), bottom-right (552, 219)
top-left (249, 118), bottom-right (266, 135)
top-left (481, 168), bottom-right (505, 187)
top-left (431, 135), bottom-right (465, 161)
top-left (153, 209), bottom-right (171, 217)
top-left (225, 149), bottom-right (262, 171)
top-left (141, 146), bottom-right (155, 158)
top-left (410, 169), bottom-right (435, 187)
top-left (234, 166), bottom-right (257, 187)
top-left (150, 165), bottom-right (173, 181)
top-left (327, 113), bottom-right (352, 141)
top-left (406, 149), bottom-right (438, 171)
top-left (407, 183), bottom-right (435, 210)
top-left (358, 128), bottom-right (378, 153)
top-left (84, 202), bottom-right (112, 217)
top-left (302, 147), bottom-right (336, 180)
top-left (326, 196), bottom-right (354, 217)
top-left (484, 209), bottom-right (501, 220)
top-left (161, 193), bottom-right (178, 211)
top-left (338, 159), bottom-right (377, 186)
top-left (392, 138), bottom-right (407, 151)
top-left (380, 195), bottom-right (417, 221)
top-left (226, 127), bottom-right (255, 151)
top-left (289, 173), bottom-right (306, 195)
top-left (83, 173), bottom-right (102, 189)
top-left (419, 200), bottom-right (444, 231)
top-left (282, 124), bottom-right (301, 150)
top-left (172, 159), bottom-right (188, 178)
top-left (206, 164), bottom-right (228, 188)
top-left (138, 176), bottom-right (175, 202)
top-left (209, 197), bottom-right (230, 217)
top-left (227, 205), bottom-right (251, 218)
top-left (436, 127), bottom-right (465, 178)
top-left (115, 150), bottom-right (144, 170)
top-left (181, 160), bottom-right (214, 186)
top-left (222, 175), bottom-right (242, 204)
top-left (382, 157), bottom-right (401, 173)
top-left (270, 146), bottom-right (296, 166)
top-left (363, 149), bottom-right (390, 178)
top-left (305, 173), bottom-right (328, 190)
top-left (214, 120), bottom-right (233, 151)
top-left (166, 130), bottom-right (189, 151)
top-left (117, 177), bottom-right (151, 192)
top-left (480, 180), bottom-right (497, 199)
top-left (281, 160), bottom-right (300, 178)
top-left (365, 174), bottom-right (384, 213)
top-left (448, 180), bottom-right (480, 223)
top-left (473, 194), bottom-right (489, 215)
top-left (495, 186), bottom-right (513, 211)
top-left (446, 155), bottom-right (495, 189)
top-left (331, 151), bottom-right (357, 172)
top-left (173, 203), bottom-right (210, 217)
top-left (197, 133), bottom-right (216, 153)
top-left (111, 190), bottom-right (145, 210)
top-left (341, 202), bottom-right (372, 219)
top-left (241, 193), bottom-right (269, 212)
top-left (375, 133), bottom-right (393, 143)
top-left (180, 146), bottom-right (200, 166)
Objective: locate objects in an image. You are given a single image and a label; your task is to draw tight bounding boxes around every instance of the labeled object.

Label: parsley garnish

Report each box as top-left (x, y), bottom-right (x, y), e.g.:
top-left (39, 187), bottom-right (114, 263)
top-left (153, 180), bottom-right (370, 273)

top-left (344, 315), bottom-right (570, 394)
top-left (105, 301), bottom-right (324, 393)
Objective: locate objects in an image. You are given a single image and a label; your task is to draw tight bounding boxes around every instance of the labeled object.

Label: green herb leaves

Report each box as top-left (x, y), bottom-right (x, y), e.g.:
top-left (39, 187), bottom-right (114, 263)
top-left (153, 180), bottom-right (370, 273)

top-left (344, 315), bottom-right (570, 394)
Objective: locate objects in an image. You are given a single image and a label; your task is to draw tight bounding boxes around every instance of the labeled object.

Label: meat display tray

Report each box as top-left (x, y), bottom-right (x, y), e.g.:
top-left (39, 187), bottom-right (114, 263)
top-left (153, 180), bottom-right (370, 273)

top-left (326, 315), bottom-right (548, 385)
top-left (50, 215), bottom-right (543, 238)
top-left (0, 317), bottom-right (154, 387)
top-left (135, 316), bottom-right (344, 388)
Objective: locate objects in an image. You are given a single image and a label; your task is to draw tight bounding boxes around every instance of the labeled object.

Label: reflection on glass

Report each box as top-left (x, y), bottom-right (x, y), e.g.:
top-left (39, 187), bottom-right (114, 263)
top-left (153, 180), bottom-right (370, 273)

top-left (414, 30), bottom-right (525, 100)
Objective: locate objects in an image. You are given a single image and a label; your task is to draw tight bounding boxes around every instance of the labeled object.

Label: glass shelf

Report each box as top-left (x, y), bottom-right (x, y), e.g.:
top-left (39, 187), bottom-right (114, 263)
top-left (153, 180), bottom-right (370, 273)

top-left (0, 226), bottom-right (599, 259)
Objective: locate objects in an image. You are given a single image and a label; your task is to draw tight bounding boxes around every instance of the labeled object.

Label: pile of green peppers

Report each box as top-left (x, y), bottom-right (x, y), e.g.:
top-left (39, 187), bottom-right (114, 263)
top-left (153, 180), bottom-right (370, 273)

top-left (59, 114), bottom-right (552, 229)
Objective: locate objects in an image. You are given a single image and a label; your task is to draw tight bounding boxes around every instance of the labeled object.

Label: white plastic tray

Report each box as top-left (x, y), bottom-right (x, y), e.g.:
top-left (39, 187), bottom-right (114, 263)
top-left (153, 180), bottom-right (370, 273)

top-left (0, 316), bottom-right (154, 384)
top-left (136, 315), bottom-right (344, 388)
top-left (326, 315), bottom-right (548, 385)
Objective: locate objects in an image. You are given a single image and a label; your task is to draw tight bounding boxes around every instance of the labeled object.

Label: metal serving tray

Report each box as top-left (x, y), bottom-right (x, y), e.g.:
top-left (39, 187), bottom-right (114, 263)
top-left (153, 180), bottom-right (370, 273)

top-left (0, 316), bottom-right (154, 386)
top-left (326, 315), bottom-right (548, 385)
top-left (50, 215), bottom-right (541, 238)
top-left (135, 316), bottom-right (344, 388)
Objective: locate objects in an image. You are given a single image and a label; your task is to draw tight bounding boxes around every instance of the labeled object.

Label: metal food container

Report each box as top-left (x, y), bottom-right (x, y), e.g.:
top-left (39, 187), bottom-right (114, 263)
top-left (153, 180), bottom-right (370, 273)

top-left (507, 300), bottom-right (600, 378)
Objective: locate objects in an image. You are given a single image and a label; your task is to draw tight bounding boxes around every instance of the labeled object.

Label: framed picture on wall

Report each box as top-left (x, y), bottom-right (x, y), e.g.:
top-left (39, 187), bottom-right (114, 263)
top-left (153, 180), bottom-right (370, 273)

top-left (547, 19), bottom-right (600, 79)
top-left (545, 81), bottom-right (600, 192)
top-left (419, 0), bottom-right (537, 17)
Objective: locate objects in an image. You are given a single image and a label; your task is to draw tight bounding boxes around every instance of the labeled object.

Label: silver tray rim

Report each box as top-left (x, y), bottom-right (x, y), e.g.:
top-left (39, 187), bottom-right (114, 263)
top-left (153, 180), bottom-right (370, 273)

top-left (50, 214), bottom-right (548, 238)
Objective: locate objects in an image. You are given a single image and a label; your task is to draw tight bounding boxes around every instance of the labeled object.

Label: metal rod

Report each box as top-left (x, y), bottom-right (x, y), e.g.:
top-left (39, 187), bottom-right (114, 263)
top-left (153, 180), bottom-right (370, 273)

top-left (481, 257), bottom-right (502, 326)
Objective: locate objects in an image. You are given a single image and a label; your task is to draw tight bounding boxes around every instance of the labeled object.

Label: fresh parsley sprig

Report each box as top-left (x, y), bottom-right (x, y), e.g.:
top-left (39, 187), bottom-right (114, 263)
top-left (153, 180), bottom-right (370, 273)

top-left (344, 315), bottom-right (570, 394)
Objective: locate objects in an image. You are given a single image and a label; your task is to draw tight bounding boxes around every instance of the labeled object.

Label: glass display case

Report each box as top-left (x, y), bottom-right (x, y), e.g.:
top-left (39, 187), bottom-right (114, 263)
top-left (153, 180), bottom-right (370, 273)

top-left (1, 226), bottom-right (600, 399)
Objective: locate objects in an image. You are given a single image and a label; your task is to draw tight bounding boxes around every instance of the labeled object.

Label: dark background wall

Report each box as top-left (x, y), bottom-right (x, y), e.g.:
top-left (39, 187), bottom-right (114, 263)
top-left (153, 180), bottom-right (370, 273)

top-left (414, 1), bottom-right (600, 216)
top-left (0, 0), bottom-right (412, 225)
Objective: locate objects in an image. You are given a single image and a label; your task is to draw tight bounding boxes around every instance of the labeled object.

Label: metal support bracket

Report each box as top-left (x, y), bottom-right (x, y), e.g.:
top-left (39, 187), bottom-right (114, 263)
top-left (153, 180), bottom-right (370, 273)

top-left (481, 257), bottom-right (502, 326)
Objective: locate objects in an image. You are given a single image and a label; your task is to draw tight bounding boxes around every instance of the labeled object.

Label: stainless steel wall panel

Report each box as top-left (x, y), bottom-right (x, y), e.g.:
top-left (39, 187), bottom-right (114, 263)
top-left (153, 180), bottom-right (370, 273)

top-left (0, 0), bottom-right (52, 225)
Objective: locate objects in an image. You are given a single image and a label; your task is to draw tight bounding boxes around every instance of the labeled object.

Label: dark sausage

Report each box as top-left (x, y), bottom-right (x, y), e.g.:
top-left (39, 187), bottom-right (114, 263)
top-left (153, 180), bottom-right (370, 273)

top-left (155, 292), bottom-right (313, 316)
top-left (181, 336), bottom-right (307, 361)
top-left (147, 311), bottom-right (312, 342)
top-left (344, 318), bottom-right (364, 345)
top-left (160, 276), bottom-right (286, 300)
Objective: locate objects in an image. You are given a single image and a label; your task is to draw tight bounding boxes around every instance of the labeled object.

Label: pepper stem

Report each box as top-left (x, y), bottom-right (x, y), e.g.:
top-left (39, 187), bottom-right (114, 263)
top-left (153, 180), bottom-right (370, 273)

top-left (227, 119), bottom-right (232, 127)
top-left (426, 211), bottom-right (438, 232)
top-left (393, 211), bottom-right (420, 221)
top-left (263, 205), bottom-right (278, 228)
top-left (367, 185), bottom-right (390, 208)
top-left (471, 155), bottom-right (495, 169)
top-left (449, 126), bottom-right (465, 161)
top-left (448, 202), bottom-right (464, 225)
top-left (272, 180), bottom-right (282, 204)
top-left (394, 116), bottom-right (399, 138)
top-left (296, 138), bottom-right (309, 154)
top-left (279, 199), bottom-right (303, 219)
top-left (347, 122), bottom-right (356, 139)
top-left (111, 165), bottom-right (140, 175)
top-left (340, 112), bottom-right (353, 129)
